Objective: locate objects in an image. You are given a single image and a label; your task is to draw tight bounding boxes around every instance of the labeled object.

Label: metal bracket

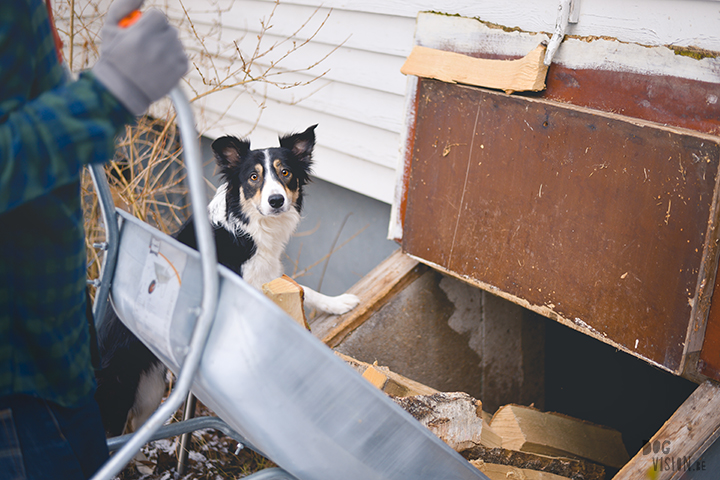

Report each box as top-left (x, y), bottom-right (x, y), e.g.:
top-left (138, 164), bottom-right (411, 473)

top-left (544, 0), bottom-right (579, 66)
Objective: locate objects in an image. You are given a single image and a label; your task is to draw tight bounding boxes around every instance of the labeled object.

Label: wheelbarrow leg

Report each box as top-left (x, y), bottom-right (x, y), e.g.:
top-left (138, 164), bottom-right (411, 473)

top-left (176, 393), bottom-right (197, 475)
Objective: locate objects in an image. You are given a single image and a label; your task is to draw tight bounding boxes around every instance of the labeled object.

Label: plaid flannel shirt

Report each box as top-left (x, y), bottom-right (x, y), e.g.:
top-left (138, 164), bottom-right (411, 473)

top-left (0, 0), bottom-right (133, 407)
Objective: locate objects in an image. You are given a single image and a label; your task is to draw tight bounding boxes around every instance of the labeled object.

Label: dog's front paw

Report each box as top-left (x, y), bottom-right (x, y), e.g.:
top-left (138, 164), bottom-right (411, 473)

top-left (322, 293), bottom-right (360, 315)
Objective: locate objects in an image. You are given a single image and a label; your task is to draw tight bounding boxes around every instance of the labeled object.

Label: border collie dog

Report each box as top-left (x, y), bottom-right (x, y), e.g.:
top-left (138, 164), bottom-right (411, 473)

top-left (95, 125), bottom-right (359, 436)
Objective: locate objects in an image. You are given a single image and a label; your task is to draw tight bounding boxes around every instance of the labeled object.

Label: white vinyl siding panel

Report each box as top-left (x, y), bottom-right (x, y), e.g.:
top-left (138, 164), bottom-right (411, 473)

top-left (174, 0), bottom-right (416, 203)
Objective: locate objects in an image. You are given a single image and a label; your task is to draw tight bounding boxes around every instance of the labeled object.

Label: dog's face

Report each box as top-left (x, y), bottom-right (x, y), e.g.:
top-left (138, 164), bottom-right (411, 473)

top-left (211, 125), bottom-right (316, 222)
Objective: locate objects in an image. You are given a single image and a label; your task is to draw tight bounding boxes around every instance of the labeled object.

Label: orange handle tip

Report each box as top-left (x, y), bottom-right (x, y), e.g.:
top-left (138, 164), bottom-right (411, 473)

top-left (119, 10), bottom-right (142, 28)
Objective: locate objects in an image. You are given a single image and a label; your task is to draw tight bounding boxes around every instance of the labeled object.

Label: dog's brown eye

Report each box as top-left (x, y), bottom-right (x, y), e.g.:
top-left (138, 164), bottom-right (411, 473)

top-left (281, 169), bottom-right (290, 177)
top-left (250, 173), bottom-right (259, 181)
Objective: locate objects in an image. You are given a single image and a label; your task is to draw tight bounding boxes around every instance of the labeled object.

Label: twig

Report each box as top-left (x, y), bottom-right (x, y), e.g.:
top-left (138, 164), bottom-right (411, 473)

top-left (317, 212), bottom-right (352, 292)
top-left (293, 223), bottom-right (369, 280)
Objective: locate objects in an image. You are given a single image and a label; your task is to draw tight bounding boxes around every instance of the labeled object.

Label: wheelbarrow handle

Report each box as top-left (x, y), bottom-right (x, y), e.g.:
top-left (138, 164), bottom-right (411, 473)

top-left (91, 85), bottom-right (220, 480)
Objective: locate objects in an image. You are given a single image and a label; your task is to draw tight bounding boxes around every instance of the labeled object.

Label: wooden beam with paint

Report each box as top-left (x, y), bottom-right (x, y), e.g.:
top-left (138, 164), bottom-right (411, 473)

top-left (400, 43), bottom-right (549, 94)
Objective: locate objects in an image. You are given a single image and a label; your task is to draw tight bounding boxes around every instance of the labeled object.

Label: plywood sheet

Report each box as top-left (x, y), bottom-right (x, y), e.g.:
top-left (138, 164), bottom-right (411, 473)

top-left (402, 78), bottom-right (720, 372)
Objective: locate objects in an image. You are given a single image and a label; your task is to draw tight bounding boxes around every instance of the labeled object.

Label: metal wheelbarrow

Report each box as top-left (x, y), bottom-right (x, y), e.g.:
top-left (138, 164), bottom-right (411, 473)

top-left (87, 85), bottom-right (489, 480)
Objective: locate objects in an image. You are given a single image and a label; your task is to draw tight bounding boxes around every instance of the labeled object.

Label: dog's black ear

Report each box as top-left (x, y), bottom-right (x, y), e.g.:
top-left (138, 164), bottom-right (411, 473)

top-left (279, 124), bottom-right (317, 163)
top-left (211, 136), bottom-right (250, 171)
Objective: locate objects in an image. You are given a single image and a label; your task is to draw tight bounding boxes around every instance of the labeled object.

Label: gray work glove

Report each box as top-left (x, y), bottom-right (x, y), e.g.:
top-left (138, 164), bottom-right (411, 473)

top-left (92, 0), bottom-right (189, 115)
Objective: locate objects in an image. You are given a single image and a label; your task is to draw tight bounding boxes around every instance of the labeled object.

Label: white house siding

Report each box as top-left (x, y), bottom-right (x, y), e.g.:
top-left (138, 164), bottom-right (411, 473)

top-left (58, 0), bottom-right (720, 204)
top-left (164, 0), bottom-right (414, 204)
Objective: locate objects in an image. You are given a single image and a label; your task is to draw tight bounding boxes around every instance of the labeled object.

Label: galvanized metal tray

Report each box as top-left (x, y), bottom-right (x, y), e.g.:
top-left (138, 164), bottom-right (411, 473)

top-left (108, 209), bottom-right (486, 480)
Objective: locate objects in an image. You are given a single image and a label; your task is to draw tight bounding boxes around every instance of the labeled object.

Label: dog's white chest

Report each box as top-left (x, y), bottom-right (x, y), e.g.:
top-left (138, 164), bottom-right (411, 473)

top-left (242, 251), bottom-right (284, 289)
top-left (240, 208), bottom-right (300, 290)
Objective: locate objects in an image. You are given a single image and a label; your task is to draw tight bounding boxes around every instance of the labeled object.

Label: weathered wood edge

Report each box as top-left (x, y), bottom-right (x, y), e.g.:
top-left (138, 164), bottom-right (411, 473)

top-left (334, 351), bottom-right (439, 397)
top-left (612, 381), bottom-right (720, 480)
top-left (681, 156), bottom-right (720, 381)
top-left (310, 248), bottom-right (427, 347)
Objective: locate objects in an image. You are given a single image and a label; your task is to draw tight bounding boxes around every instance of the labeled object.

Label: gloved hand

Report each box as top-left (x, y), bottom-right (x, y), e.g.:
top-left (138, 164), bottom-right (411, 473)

top-left (92, 0), bottom-right (189, 115)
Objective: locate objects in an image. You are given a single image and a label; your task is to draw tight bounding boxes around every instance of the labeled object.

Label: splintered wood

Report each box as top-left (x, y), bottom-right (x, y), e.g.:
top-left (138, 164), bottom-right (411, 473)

top-left (392, 392), bottom-right (486, 452)
top-left (490, 404), bottom-right (630, 470)
top-left (340, 353), bottom-right (614, 479)
top-left (261, 275), bottom-right (309, 330)
top-left (400, 44), bottom-right (549, 94)
top-left (339, 350), bottom-right (631, 479)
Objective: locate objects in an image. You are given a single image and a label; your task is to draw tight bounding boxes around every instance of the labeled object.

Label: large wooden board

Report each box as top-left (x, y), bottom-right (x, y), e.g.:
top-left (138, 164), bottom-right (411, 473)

top-left (401, 78), bottom-right (720, 374)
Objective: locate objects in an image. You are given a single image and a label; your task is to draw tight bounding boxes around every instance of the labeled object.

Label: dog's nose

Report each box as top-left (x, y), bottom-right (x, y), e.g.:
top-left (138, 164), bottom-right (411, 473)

top-left (268, 194), bottom-right (285, 209)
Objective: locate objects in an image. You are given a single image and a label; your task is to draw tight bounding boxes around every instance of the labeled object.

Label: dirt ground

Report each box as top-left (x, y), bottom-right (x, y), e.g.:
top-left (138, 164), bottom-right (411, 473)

top-left (114, 402), bottom-right (274, 480)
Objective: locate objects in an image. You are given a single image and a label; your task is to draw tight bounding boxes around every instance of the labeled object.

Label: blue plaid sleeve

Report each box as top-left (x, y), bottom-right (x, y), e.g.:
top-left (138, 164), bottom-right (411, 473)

top-left (0, 0), bottom-right (134, 215)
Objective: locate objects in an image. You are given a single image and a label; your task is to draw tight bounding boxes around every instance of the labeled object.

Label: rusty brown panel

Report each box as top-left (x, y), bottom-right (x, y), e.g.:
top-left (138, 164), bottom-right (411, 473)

top-left (451, 50), bottom-right (720, 136)
top-left (402, 78), bottom-right (720, 372)
top-left (543, 66), bottom-right (720, 137)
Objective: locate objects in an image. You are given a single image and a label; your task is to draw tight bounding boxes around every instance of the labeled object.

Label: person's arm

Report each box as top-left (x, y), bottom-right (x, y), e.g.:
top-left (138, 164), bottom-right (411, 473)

top-left (0, 72), bottom-right (133, 214)
top-left (0, 0), bottom-right (134, 214)
top-left (0, 0), bottom-right (187, 214)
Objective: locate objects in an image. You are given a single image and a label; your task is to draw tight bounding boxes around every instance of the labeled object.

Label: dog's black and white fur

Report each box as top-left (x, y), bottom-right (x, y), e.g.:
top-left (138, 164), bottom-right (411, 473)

top-left (94, 125), bottom-right (359, 436)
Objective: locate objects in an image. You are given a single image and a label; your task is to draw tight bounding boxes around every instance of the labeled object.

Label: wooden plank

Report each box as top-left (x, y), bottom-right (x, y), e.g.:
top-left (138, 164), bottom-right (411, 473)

top-left (461, 445), bottom-right (605, 480)
top-left (401, 44), bottom-right (548, 94)
top-left (612, 381), bottom-right (720, 480)
top-left (310, 249), bottom-right (427, 347)
top-left (261, 275), bottom-right (310, 330)
top-left (490, 404), bottom-right (629, 469)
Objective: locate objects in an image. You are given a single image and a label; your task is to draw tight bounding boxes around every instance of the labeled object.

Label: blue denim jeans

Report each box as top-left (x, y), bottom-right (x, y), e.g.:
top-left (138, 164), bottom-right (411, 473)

top-left (0, 394), bottom-right (109, 480)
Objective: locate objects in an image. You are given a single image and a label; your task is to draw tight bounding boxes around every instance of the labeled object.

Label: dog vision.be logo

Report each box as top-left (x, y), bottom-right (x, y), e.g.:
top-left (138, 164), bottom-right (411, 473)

top-left (643, 440), bottom-right (706, 475)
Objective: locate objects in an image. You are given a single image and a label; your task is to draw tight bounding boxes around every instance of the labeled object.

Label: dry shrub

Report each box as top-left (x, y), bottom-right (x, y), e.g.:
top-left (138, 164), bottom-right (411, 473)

top-left (82, 114), bottom-right (190, 285)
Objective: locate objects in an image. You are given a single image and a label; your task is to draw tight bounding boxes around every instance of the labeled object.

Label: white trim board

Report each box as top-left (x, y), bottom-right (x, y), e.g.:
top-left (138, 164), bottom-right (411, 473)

top-left (414, 13), bottom-right (720, 84)
top-left (275, 0), bottom-right (720, 52)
